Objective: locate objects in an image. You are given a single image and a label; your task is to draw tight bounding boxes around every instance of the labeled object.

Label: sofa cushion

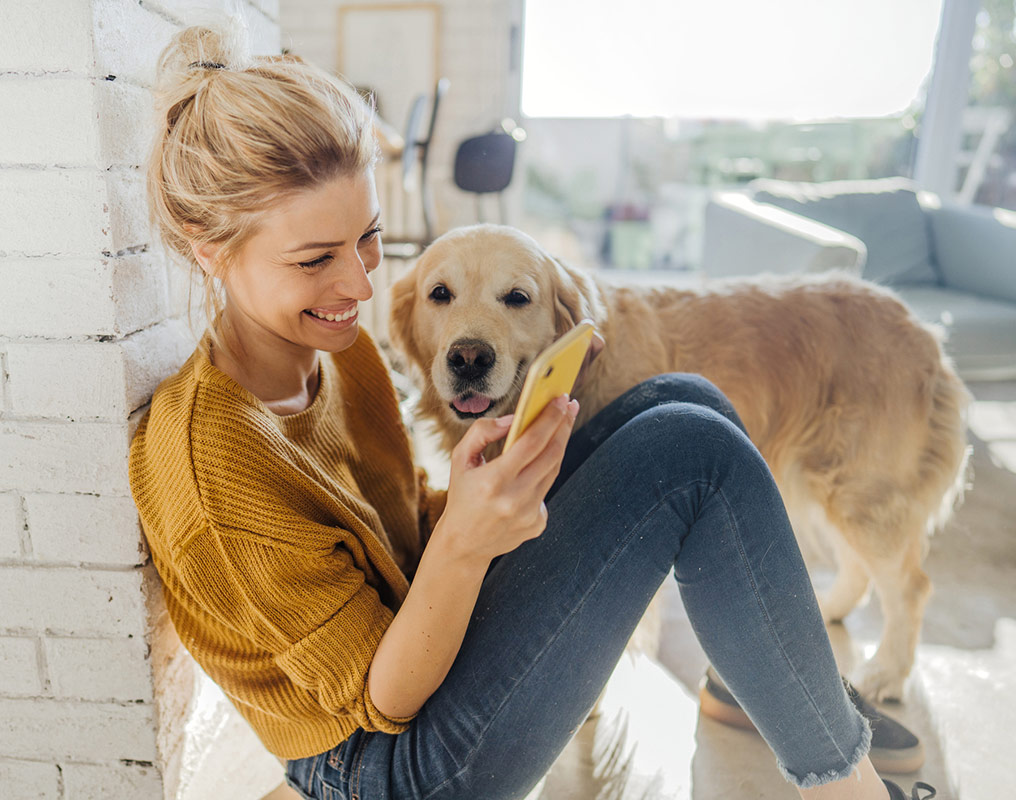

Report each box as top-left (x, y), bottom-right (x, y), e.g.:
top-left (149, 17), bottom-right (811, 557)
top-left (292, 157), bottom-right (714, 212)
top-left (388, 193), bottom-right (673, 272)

top-left (924, 202), bottom-right (1016, 304)
top-left (749, 177), bottom-right (941, 286)
top-left (893, 284), bottom-right (1016, 380)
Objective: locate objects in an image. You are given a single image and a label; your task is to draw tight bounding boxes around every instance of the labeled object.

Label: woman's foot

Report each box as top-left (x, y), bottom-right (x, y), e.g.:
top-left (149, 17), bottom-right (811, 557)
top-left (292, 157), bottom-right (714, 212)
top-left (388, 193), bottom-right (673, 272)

top-left (882, 779), bottom-right (936, 799)
top-left (698, 666), bottom-right (925, 773)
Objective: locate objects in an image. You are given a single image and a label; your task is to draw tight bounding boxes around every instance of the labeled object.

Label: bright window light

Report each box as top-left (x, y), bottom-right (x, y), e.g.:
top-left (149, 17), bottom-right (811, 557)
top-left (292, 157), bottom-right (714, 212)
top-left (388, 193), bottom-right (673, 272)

top-left (521, 0), bottom-right (944, 120)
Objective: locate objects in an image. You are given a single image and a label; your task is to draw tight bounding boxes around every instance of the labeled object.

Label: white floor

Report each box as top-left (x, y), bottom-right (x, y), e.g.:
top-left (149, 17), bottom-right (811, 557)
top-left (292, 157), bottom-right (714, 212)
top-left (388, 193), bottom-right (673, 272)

top-left (261, 379), bottom-right (1015, 800)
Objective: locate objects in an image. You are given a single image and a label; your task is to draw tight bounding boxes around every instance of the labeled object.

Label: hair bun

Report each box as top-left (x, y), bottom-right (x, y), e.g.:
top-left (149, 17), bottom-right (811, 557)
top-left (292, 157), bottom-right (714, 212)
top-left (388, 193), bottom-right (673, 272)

top-left (154, 16), bottom-right (252, 100)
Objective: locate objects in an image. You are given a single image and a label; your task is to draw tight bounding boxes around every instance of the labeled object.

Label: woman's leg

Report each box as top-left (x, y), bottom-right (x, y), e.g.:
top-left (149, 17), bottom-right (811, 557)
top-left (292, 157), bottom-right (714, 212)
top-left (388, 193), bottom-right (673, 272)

top-left (550, 372), bottom-right (749, 496)
top-left (288, 376), bottom-right (873, 800)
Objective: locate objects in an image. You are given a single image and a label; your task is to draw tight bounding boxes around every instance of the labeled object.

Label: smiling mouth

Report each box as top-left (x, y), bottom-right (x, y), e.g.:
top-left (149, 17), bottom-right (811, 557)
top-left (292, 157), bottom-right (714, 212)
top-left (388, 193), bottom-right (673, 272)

top-left (305, 306), bottom-right (358, 322)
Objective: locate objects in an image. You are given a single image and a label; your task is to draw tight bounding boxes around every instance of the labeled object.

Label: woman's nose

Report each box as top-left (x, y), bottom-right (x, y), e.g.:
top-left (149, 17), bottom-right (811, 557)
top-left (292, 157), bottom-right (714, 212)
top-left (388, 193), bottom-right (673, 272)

top-left (334, 253), bottom-right (374, 301)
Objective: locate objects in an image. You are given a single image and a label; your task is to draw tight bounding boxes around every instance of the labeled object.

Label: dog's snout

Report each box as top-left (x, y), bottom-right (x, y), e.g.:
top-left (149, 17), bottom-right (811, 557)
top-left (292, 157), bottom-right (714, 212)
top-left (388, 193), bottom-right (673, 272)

top-left (447, 339), bottom-right (496, 380)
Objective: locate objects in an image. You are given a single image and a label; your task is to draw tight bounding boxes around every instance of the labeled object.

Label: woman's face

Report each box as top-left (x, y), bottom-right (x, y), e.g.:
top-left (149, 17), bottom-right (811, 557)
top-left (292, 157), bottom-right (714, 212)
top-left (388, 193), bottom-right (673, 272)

top-left (216, 169), bottom-right (383, 356)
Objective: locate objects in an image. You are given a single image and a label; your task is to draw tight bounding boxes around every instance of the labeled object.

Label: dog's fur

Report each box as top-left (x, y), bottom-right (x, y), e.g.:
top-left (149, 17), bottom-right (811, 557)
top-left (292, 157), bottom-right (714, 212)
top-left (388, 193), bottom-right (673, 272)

top-left (388, 224), bottom-right (971, 701)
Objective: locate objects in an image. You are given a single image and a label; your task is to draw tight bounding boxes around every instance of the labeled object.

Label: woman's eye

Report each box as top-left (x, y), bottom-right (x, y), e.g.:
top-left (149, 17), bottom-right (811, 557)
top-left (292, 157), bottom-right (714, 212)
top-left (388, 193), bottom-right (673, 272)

top-left (360, 225), bottom-right (383, 244)
top-left (429, 284), bottom-right (452, 303)
top-left (503, 289), bottom-right (531, 307)
top-left (298, 254), bottom-right (332, 269)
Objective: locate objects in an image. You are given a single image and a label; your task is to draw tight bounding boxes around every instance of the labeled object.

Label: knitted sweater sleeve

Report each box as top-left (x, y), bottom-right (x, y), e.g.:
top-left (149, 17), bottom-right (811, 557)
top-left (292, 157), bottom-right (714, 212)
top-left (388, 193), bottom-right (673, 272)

top-left (177, 523), bottom-right (415, 734)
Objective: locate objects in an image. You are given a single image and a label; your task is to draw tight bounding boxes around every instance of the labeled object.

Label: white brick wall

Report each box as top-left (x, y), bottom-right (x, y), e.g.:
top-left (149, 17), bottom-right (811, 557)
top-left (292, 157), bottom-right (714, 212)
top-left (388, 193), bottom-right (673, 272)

top-left (0, 759), bottom-right (62, 800)
top-left (0, 0), bottom-right (281, 797)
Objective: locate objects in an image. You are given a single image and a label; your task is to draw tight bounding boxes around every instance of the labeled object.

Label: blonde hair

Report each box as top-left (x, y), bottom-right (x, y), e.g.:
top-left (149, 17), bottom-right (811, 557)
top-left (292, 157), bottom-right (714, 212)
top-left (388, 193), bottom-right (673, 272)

top-left (146, 16), bottom-right (379, 347)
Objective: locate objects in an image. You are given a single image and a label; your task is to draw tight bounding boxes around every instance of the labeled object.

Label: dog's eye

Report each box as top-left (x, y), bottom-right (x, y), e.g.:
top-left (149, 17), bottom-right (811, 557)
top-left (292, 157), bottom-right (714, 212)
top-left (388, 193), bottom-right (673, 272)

top-left (429, 284), bottom-right (452, 303)
top-left (502, 289), bottom-right (531, 307)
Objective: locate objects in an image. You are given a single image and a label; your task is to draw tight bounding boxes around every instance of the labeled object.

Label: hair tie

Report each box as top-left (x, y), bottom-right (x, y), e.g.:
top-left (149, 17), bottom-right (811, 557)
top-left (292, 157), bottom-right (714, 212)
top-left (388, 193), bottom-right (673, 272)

top-left (189, 61), bottom-right (226, 70)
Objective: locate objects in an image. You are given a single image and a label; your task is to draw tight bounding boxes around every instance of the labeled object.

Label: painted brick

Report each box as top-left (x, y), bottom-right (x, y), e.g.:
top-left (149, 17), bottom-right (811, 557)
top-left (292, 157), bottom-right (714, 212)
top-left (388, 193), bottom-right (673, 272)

top-left (0, 260), bottom-right (117, 339)
top-left (0, 759), bottom-right (60, 800)
top-left (63, 761), bottom-right (164, 800)
top-left (246, 2), bottom-right (283, 53)
top-left (0, 170), bottom-right (106, 255)
top-left (0, 698), bottom-right (156, 762)
top-left (0, 420), bottom-right (130, 495)
top-left (122, 318), bottom-right (197, 413)
top-left (0, 255), bottom-right (169, 340)
top-left (45, 637), bottom-right (152, 702)
top-left (129, 404), bottom-right (149, 442)
top-left (0, 79), bottom-right (100, 166)
top-left (97, 80), bottom-right (153, 167)
top-left (106, 168), bottom-right (152, 255)
top-left (0, 565), bottom-right (146, 638)
top-left (0, 0), bottom-right (94, 74)
top-left (6, 343), bottom-right (127, 421)
top-left (112, 254), bottom-right (173, 340)
top-left (0, 492), bottom-right (22, 559)
top-left (91, 0), bottom-right (179, 87)
top-left (25, 493), bottom-right (144, 565)
top-left (0, 637), bottom-right (42, 696)
top-left (0, 168), bottom-right (149, 258)
top-left (1, 349), bottom-right (8, 415)
top-left (257, 0), bottom-right (281, 22)
top-left (0, 78), bottom-right (151, 168)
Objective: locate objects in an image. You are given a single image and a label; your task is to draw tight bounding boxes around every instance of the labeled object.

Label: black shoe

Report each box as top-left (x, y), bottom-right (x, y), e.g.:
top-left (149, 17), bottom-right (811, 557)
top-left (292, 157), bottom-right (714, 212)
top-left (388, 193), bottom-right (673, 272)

top-left (883, 779), bottom-right (936, 799)
top-left (698, 666), bottom-right (925, 773)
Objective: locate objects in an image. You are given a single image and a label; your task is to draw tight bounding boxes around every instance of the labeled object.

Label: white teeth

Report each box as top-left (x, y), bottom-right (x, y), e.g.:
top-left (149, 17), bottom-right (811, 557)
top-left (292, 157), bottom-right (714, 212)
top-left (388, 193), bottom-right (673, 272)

top-left (309, 306), bottom-right (357, 321)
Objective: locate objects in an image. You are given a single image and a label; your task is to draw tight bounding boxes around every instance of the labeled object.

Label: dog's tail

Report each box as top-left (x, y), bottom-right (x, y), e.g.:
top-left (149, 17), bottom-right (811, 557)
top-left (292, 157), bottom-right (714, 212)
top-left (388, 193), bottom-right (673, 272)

top-left (921, 353), bottom-right (973, 538)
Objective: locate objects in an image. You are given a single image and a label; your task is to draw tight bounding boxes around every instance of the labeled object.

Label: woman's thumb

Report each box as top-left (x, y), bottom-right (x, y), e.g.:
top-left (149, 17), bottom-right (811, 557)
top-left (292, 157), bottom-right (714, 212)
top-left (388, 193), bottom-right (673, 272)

top-left (455, 414), bottom-right (513, 466)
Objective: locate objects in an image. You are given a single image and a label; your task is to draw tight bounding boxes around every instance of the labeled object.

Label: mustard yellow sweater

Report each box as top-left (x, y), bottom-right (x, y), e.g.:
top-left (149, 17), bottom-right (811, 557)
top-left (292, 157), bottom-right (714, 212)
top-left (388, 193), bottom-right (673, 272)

top-left (129, 328), bottom-right (446, 759)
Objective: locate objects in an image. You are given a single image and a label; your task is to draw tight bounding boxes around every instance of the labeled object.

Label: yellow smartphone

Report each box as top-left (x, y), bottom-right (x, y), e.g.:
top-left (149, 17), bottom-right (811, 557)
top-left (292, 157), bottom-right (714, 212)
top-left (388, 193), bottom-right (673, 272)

top-left (502, 320), bottom-right (596, 452)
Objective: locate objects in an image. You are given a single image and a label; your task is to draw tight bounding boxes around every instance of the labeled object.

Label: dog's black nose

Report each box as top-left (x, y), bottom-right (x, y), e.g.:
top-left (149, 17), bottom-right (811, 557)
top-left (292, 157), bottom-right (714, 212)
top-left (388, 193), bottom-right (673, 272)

top-left (447, 339), bottom-right (496, 381)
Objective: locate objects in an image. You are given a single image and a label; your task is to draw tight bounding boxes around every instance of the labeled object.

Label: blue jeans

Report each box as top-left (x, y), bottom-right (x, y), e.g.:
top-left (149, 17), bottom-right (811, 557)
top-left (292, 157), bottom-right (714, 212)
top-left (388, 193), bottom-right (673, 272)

top-left (286, 374), bottom-right (871, 799)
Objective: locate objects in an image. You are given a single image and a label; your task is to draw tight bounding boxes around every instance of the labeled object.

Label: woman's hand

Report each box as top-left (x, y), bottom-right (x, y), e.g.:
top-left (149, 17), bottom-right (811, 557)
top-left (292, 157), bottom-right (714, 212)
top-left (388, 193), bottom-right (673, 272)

top-left (368, 394), bottom-right (578, 720)
top-left (434, 394), bottom-right (579, 566)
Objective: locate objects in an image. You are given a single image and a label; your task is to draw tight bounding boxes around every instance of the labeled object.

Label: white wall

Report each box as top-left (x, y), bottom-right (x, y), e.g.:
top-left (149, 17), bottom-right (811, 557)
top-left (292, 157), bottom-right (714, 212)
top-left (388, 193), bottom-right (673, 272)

top-left (0, 1), bottom-right (284, 797)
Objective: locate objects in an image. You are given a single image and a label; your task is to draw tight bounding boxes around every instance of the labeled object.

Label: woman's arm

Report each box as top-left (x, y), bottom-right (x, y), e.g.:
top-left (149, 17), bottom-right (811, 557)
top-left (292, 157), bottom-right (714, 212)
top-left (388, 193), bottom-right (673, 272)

top-left (367, 395), bottom-right (579, 719)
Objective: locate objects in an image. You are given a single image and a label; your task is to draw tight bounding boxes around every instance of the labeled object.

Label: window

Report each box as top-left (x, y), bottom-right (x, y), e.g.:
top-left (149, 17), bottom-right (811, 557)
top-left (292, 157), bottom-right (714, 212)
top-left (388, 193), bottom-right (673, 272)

top-left (521, 0), bottom-right (943, 121)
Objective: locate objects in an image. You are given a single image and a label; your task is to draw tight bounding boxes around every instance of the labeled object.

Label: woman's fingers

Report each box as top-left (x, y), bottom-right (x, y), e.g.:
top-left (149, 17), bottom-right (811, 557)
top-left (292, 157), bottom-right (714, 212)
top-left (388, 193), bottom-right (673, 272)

top-left (517, 404), bottom-right (574, 494)
top-left (500, 395), bottom-right (576, 471)
top-left (452, 414), bottom-right (514, 470)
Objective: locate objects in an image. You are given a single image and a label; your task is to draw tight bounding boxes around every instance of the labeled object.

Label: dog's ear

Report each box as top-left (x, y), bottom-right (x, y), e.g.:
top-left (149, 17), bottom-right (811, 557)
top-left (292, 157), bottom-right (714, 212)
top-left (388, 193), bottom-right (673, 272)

top-left (550, 255), bottom-right (607, 337)
top-left (388, 267), bottom-right (425, 370)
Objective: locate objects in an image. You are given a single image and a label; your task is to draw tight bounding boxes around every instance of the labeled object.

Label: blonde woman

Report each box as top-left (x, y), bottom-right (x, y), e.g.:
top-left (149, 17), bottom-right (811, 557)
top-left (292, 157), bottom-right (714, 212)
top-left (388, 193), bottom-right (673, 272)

top-left (130, 19), bottom-right (935, 800)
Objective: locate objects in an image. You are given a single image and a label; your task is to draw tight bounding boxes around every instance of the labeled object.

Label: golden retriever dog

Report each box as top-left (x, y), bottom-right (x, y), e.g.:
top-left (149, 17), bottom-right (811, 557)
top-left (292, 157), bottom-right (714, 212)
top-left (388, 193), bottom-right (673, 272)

top-left (388, 223), bottom-right (971, 701)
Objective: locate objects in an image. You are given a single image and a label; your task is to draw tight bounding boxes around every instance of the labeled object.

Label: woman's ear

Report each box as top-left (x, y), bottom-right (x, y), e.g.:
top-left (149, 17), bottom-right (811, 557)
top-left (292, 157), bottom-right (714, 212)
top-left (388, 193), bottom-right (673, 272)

top-left (189, 240), bottom-right (222, 277)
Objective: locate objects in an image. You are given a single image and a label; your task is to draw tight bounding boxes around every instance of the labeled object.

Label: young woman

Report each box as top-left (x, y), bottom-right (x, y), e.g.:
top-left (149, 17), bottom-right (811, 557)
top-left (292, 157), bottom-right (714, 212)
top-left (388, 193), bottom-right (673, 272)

top-left (130, 20), bottom-right (935, 800)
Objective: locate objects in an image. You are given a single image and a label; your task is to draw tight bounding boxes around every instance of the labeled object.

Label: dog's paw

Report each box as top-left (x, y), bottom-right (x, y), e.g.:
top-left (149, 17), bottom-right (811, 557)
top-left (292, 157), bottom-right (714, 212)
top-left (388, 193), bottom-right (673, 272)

top-left (851, 659), bottom-right (906, 703)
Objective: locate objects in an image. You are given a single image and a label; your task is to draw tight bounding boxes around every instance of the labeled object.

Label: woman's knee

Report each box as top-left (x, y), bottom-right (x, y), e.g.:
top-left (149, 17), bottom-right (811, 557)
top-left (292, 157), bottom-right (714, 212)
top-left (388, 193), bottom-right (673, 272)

top-left (632, 373), bottom-right (746, 436)
top-left (620, 400), bottom-right (753, 475)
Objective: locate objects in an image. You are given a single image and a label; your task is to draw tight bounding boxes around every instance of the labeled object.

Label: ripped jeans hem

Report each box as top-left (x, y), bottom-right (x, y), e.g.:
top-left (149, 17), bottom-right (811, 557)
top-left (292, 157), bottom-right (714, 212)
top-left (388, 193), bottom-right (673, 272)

top-left (778, 713), bottom-right (873, 789)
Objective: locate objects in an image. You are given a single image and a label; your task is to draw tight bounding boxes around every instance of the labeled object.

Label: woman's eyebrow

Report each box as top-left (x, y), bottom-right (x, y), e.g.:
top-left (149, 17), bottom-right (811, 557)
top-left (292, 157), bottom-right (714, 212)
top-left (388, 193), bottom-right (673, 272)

top-left (283, 211), bottom-right (381, 253)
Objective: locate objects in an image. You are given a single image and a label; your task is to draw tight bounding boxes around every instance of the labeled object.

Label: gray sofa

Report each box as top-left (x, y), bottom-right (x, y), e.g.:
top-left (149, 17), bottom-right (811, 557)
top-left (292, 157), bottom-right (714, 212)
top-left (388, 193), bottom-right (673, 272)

top-left (702, 177), bottom-right (1016, 380)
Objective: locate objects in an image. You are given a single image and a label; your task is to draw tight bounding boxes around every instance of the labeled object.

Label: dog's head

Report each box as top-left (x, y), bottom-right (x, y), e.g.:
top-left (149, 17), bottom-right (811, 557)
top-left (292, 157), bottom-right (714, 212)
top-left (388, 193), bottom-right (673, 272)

top-left (389, 224), bottom-right (604, 443)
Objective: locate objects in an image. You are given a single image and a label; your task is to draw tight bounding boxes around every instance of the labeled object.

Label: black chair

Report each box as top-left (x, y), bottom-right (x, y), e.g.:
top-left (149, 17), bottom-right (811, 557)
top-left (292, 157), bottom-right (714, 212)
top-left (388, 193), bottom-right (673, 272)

top-left (453, 120), bottom-right (523, 224)
top-left (384, 78), bottom-right (450, 259)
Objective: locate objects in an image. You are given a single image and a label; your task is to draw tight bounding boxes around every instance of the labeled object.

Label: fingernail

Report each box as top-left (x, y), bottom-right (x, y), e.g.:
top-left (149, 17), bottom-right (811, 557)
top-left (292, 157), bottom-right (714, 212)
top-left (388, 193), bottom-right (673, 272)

top-left (552, 395), bottom-right (569, 411)
top-left (567, 399), bottom-right (579, 419)
top-left (495, 413), bottom-right (514, 427)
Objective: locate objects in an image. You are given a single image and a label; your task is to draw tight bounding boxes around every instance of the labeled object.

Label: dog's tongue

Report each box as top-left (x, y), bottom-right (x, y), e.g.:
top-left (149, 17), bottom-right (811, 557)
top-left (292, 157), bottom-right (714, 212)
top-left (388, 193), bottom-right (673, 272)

top-left (453, 394), bottom-right (492, 414)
